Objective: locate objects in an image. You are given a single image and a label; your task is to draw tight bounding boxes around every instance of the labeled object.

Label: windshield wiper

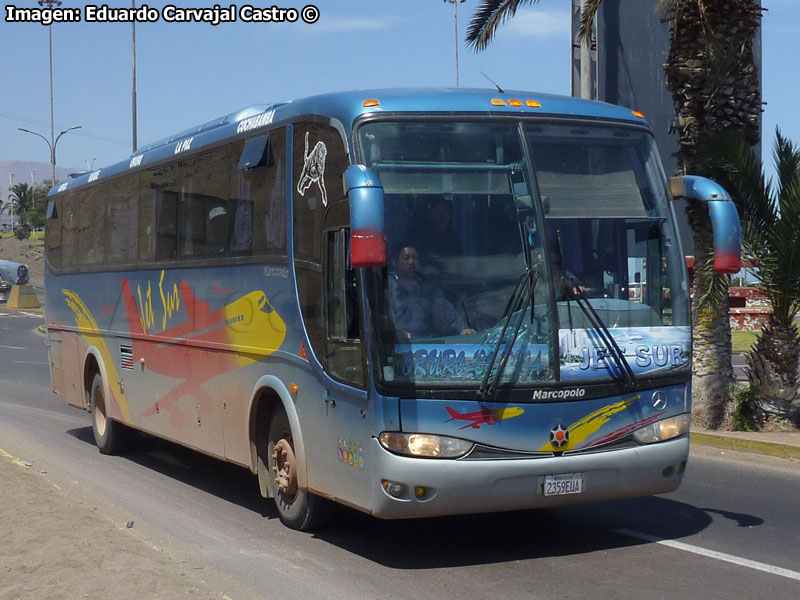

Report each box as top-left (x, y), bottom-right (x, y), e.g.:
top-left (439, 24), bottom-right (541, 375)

top-left (570, 290), bottom-right (638, 388)
top-left (553, 229), bottom-right (637, 388)
top-left (478, 268), bottom-right (538, 399)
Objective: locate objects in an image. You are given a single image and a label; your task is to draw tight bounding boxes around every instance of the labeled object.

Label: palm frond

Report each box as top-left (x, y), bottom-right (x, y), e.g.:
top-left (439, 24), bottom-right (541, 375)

top-left (696, 130), bottom-right (800, 327)
top-left (655, 0), bottom-right (677, 18)
top-left (694, 260), bottom-right (731, 311)
top-left (577, 0), bottom-right (603, 43)
top-left (773, 129), bottom-right (800, 218)
top-left (466, 0), bottom-right (538, 52)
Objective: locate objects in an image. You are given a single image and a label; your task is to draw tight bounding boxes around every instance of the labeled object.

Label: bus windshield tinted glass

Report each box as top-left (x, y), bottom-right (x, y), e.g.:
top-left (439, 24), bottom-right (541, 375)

top-left (358, 120), bottom-right (690, 390)
top-left (359, 121), bottom-right (556, 388)
top-left (527, 123), bottom-right (690, 381)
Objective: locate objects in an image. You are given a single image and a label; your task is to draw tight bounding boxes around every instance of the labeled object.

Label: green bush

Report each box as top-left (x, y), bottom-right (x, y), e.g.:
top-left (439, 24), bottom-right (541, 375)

top-left (730, 385), bottom-right (763, 432)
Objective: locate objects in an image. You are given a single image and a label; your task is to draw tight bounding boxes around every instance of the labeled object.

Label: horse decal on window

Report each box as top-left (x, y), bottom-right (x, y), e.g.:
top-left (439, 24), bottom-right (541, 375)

top-left (296, 131), bottom-right (328, 206)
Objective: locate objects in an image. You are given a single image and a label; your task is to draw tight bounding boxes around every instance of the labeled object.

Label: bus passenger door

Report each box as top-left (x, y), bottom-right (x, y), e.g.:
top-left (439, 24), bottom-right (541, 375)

top-left (322, 226), bottom-right (371, 508)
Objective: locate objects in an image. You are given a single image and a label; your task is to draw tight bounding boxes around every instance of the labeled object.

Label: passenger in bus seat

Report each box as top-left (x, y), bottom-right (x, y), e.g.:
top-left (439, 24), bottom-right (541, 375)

top-left (388, 242), bottom-right (476, 340)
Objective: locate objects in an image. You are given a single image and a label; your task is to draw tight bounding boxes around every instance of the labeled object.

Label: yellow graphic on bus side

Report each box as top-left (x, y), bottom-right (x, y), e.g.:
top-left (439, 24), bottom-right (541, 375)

top-left (537, 395), bottom-right (641, 452)
top-left (159, 270), bottom-right (181, 330)
top-left (62, 288), bottom-right (132, 423)
top-left (222, 291), bottom-right (287, 365)
top-left (136, 270), bottom-right (182, 334)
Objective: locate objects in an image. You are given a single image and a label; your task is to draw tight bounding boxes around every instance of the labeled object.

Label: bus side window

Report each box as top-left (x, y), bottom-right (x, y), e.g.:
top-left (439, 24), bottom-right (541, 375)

top-left (155, 190), bottom-right (178, 261)
top-left (107, 174), bottom-right (139, 264)
top-left (293, 122), bottom-right (348, 360)
top-left (61, 194), bottom-right (79, 268)
top-left (179, 146), bottom-right (229, 259)
top-left (178, 191), bottom-right (205, 258)
top-left (145, 162), bottom-right (181, 263)
top-left (325, 228), bottom-right (364, 387)
top-left (230, 127), bottom-right (287, 257)
top-left (45, 197), bottom-right (62, 270)
top-left (79, 186), bottom-right (106, 265)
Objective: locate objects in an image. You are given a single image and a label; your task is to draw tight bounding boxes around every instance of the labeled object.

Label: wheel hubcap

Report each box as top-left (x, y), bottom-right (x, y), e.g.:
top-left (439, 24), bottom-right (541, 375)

top-left (272, 438), bottom-right (298, 496)
top-left (95, 388), bottom-right (107, 437)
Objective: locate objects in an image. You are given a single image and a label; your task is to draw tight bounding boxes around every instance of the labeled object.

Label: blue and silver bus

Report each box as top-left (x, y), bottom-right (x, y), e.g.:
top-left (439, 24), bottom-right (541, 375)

top-left (45, 89), bottom-right (740, 530)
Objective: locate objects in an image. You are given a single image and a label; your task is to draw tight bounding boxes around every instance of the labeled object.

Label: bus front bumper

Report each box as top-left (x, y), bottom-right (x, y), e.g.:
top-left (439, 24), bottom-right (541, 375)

top-left (369, 436), bottom-right (689, 519)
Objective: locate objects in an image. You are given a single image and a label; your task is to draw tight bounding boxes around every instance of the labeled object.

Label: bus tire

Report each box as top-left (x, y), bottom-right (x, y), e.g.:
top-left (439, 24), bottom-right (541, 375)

top-left (267, 409), bottom-right (328, 531)
top-left (90, 373), bottom-right (128, 455)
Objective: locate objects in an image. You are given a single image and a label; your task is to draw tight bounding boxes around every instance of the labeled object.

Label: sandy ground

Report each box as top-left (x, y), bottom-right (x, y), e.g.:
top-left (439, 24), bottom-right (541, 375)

top-left (0, 450), bottom-right (244, 600)
top-left (0, 236), bottom-right (44, 287)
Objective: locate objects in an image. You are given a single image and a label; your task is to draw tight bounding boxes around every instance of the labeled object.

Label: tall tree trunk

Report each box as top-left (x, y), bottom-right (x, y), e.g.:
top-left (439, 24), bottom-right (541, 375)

top-left (664, 0), bottom-right (763, 428)
top-left (686, 199), bottom-right (734, 427)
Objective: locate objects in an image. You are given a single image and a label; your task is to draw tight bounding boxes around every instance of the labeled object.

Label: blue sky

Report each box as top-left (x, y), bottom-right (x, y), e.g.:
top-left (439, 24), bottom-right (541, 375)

top-left (1, 1), bottom-right (797, 180)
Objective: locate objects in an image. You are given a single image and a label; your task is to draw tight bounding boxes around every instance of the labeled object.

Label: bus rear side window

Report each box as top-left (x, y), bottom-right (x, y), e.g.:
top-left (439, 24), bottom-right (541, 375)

top-left (156, 191), bottom-right (178, 261)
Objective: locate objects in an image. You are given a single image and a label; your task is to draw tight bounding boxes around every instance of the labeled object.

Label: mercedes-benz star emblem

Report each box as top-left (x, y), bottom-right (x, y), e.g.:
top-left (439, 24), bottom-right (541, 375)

top-left (651, 391), bottom-right (667, 411)
top-left (549, 424), bottom-right (569, 448)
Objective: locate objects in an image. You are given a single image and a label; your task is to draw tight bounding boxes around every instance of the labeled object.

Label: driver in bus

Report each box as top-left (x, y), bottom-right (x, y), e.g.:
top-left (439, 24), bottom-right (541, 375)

top-left (531, 246), bottom-right (586, 300)
top-left (388, 242), bottom-right (476, 340)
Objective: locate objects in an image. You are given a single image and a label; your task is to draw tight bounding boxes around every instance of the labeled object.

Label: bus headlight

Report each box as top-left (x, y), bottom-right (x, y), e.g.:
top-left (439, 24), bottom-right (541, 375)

top-left (633, 414), bottom-right (691, 444)
top-left (379, 432), bottom-right (473, 458)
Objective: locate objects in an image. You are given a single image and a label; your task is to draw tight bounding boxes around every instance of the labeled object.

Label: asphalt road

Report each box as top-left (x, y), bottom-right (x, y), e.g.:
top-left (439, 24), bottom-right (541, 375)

top-left (1, 311), bottom-right (799, 600)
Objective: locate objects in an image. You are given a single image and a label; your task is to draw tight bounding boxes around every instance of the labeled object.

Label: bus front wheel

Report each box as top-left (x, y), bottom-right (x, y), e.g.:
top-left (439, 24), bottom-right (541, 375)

top-left (90, 373), bottom-right (128, 455)
top-left (267, 409), bottom-right (328, 531)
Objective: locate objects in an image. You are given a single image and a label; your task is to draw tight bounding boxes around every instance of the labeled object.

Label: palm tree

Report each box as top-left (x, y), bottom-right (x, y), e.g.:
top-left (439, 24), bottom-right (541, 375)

top-left (466, 0), bottom-right (763, 428)
top-left (697, 130), bottom-right (800, 421)
top-left (4, 183), bottom-right (35, 226)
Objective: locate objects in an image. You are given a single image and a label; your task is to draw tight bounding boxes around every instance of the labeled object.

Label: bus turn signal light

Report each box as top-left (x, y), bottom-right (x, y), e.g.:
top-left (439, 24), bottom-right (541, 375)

top-left (632, 110), bottom-right (646, 119)
top-left (363, 99), bottom-right (380, 107)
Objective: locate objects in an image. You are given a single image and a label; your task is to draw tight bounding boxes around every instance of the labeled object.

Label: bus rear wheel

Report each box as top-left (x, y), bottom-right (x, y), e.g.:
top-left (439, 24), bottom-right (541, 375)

top-left (90, 373), bottom-right (129, 455)
top-left (267, 409), bottom-right (328, 531)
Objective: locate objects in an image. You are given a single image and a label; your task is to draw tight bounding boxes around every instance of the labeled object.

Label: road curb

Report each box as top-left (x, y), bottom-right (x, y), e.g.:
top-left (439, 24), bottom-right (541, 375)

top-left (1, 306), bottom-right (45, 314)
top-left (691, 431), bottom-right (800, 460)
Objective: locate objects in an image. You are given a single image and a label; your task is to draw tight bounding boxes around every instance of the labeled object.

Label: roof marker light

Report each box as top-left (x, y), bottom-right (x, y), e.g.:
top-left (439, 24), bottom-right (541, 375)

top-left (526, 100), bottom-right (541, 108)
top-left (490, 98), bottom-right (506, 106)
top-left (508, 99), bottom-right (522, 107)
top-left (363, 99), bottom-right (380, 107)
top-left (632, 110), bottom-right (646, 119)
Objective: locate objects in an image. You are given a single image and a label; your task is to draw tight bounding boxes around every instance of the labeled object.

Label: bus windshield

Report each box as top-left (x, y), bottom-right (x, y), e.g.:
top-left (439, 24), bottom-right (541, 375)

top-left (358, 120), bottom-right (690, 390)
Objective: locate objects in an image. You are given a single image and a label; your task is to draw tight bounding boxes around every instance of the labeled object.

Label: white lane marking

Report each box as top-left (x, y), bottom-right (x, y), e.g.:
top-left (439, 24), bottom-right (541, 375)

top-left (616, 528), bottom-right (800, 582)
top-left (0, 344), bottom-right (26, 350)
top-left (13, 361), bottom-right (48, 365)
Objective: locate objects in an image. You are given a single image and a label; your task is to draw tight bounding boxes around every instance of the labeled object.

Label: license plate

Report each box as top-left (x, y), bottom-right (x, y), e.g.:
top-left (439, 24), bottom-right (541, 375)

top-left (543, 472), bottom-right (583, 496)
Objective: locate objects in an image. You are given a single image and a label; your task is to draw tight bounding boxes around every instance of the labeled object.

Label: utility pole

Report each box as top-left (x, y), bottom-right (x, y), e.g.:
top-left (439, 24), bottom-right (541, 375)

top-left (38, 0), bottom-right (62, 178)
top-left (132, 0), bottom-right (138, 152)
top-left (443, 0), bottom-right (467, 87)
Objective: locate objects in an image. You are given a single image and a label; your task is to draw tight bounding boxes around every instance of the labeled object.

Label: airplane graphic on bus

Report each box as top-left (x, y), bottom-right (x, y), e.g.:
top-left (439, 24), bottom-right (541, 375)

top-left (444, 405), bottom-right (525, 430)
top-left (120, 276), bottom-right (286, 426)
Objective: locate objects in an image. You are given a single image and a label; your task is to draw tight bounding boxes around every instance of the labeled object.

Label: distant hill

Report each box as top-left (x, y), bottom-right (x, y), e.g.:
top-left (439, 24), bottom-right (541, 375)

top-left (0, 160), bottom-right (82, 230)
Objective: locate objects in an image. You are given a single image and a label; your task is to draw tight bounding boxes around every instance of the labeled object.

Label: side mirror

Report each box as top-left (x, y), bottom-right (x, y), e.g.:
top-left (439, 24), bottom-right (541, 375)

top-left (669, 175), bottom-right (742, 274)
top-left (344, 165), bottom-right (386, 268)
